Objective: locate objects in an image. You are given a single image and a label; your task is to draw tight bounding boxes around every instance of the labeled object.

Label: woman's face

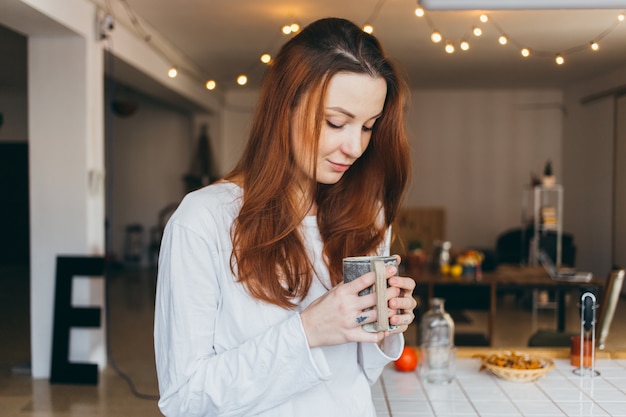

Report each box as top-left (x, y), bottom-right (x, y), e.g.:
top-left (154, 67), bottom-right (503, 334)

top-left (291, 72), bottom-right (387, 185)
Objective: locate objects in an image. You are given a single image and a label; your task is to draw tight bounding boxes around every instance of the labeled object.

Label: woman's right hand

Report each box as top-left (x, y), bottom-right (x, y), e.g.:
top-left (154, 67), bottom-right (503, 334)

top-left (299, 265), bottom-right (399, 347)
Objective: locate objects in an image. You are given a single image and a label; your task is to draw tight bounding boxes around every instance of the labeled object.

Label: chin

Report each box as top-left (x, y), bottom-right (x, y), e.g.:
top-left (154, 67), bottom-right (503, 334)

top-left (317, 173), bottom-right (344, 185)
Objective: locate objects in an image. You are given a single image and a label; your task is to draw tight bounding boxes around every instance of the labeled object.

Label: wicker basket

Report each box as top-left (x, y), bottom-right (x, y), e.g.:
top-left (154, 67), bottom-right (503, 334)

top-left (481, 352), bottom-right (555, 383)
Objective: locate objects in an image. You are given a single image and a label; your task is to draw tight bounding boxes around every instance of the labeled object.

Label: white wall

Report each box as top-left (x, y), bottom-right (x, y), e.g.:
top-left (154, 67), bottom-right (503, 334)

top-left (108, 90), bottom-right (196, 264)
top-left (407, 89), bottom-right (563, 249)
top-left (563, 66), bottom-right (626, 277)
top-left (220, 90), bottom-right (258, 173)
top-left (28, 32), bottom-right (106, 377)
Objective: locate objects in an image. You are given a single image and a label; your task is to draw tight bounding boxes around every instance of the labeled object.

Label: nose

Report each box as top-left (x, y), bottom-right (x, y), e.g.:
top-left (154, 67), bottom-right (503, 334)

top-left (340, 127), bottom-right (366, 158)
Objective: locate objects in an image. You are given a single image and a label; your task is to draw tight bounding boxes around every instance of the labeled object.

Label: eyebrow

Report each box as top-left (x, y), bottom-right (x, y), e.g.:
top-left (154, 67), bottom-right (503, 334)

top-left (326, 106), bottom-right (383, 121)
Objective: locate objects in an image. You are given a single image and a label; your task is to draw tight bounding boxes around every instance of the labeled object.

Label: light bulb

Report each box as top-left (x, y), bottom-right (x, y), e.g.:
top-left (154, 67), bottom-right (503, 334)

top-left (445, 42), bottom-right (455, 54)
top-left (498, 35), bottom-right (508, 45)
top-left (168, 67), bottom-right (178, 78)
top-left (290, 23), bottom-right (300, 33)
top-left (282, 25), bottom-right (292, 35)
top-left (415, 7), bottom-right (425, 17)
top-left (590, 42), bottom-right (599, 51)
top-left (205, 80), bottom-right (216, 90)
top-left (618, 13), bottom-right (624, 22)
top-left (237, 74), bottom-right (248, 86)
top-left (260, 53), bottom-right (272, 64)
top-left (480, 14), bottom-right (489, 23)
top-left (363, 24), bottom-right (374, 34)
top-left (472, 26), bottom-right (482, 37)
top-left (521, 48), bottom-right (530, 57)
top-left (460, 40), bottom-right (470, 51)
top-left (431, 31), bottom-right (442, 43)
top-left (555, 54), bottom-right (565, 65)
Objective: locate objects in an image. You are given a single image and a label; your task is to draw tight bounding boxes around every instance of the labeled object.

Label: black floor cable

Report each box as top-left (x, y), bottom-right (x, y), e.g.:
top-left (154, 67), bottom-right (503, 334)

top-left (104, 263), bottom-right (160, 401)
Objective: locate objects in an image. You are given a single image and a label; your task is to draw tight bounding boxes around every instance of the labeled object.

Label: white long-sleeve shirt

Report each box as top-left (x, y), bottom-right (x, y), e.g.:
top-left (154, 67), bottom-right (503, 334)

top-left (154, 181), bottom-right (403, 417)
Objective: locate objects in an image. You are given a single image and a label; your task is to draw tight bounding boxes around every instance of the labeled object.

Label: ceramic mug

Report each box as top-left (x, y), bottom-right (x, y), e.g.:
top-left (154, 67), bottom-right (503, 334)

top-left (343, 256), bottom-right (399, 332)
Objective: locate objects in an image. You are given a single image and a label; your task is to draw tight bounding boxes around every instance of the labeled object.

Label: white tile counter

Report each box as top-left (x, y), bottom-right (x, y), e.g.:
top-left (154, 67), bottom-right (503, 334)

top-left (372, 358), bottom-right (626, 416)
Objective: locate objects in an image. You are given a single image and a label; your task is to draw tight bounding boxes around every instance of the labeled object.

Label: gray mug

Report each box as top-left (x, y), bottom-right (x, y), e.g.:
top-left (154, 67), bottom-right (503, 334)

top-left (343, 256), bottom-right (399, 332)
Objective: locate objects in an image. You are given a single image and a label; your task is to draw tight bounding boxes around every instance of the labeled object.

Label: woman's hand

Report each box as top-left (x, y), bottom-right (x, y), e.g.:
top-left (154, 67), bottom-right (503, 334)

top-left (300, 266), bottom-right (398, 348)
top-left (385, 255), bottom-right (417, 334)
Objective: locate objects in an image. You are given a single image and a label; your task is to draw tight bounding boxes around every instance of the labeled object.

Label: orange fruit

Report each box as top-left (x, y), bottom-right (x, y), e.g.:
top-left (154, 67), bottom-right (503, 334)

top-left (394, 346), bottom-right (418, 372)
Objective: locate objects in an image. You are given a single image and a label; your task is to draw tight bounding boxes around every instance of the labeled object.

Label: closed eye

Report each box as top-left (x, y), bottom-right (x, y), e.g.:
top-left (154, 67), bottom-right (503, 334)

top-left (326, 120), bottom-right (343, 129)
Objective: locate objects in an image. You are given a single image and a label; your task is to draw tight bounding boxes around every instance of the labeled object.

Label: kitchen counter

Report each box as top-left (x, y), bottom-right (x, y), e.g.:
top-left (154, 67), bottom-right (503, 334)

top-left (372, 349), bottom-right (626, 416)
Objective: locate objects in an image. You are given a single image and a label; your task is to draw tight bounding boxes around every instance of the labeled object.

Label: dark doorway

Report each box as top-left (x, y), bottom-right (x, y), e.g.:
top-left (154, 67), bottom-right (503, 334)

top-left (0, 142), bottom-right (29, 265)
top-left (0, 142), bottom-right (30, 372)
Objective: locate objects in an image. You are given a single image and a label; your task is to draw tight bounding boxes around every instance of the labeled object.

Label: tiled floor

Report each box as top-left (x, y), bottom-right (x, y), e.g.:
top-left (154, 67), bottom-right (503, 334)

top-left (1, 264), bottom-right (625, 416)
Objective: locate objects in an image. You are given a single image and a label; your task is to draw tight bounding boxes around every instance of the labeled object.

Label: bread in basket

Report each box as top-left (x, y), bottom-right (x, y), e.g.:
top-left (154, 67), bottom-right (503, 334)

top-left (477, 351), bottom-right (555, 382)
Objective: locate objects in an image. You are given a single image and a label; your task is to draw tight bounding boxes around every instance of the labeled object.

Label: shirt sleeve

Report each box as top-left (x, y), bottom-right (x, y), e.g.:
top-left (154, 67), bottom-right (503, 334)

top-left (357, 334), bottom-right (404, 384)
top-left (154, 218), bottom-right (331, 417)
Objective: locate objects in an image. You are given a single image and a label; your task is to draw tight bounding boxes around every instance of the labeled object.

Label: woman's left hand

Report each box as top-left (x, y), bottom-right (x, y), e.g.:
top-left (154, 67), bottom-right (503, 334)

top-left (386, 255), bottom-right (417, 333)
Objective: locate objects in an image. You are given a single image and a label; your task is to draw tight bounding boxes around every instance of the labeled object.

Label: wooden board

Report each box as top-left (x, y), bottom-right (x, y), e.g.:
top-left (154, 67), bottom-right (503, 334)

top-left (391, 207), bottom-right (445, 258)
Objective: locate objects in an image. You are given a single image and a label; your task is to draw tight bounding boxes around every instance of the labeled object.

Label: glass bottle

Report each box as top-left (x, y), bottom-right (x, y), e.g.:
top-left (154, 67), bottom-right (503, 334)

top-left (419, 298), bottom-right (456, 384)
top-left (432, 240), bottom-right (451, 272)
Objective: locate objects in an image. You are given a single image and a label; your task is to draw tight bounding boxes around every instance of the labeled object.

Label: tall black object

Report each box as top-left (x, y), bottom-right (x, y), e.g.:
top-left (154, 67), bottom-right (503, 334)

top-left (183, 124), bottom-right (216, 192)
top-left (50, 256), bottom-right (105, 385)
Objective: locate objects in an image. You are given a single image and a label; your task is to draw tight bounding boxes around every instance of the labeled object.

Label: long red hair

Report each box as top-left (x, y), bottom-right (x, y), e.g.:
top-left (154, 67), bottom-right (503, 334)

top-left (225, 18), bottom-right (411, 308)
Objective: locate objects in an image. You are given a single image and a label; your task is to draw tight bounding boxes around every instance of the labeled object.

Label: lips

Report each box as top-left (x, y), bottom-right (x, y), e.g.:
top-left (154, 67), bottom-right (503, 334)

top-left (328, 161), bottom-right (351, 172)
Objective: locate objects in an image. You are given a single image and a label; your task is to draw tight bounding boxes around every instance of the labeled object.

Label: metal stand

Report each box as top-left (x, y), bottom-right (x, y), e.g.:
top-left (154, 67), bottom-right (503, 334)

top-left (573, 291), bottom-right (599, 377)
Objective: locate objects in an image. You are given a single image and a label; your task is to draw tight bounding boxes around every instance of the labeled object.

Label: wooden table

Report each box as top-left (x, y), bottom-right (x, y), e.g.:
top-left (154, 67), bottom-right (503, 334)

top-left (407, 265), bottom-right (603, 346)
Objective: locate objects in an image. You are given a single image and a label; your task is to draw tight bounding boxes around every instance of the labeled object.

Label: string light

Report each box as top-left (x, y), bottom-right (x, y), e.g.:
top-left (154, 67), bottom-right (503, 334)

top-left (555, 54), bottom-right (565, 65)
top-left (282, 23), bottom-right (300, 35)
top-left (124, 1), bottom-right (626, 91)
top-left (237, 74), bottom-right (248, 86)
top-left (414, 8), bottom-right (626, 68)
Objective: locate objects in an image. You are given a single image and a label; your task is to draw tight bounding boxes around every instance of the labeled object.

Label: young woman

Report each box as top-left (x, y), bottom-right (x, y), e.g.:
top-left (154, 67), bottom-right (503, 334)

top-left (154, 17), bottom-right (415, 417)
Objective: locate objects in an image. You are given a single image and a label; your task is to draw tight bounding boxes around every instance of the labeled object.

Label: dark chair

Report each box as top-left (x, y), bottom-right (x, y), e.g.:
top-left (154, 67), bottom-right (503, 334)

top-left (527, 268), bottom-right (625, 348)
top-left (148, 202), bottom-right (179, 265)
top-left (495, 226), bottom-right (577, 267)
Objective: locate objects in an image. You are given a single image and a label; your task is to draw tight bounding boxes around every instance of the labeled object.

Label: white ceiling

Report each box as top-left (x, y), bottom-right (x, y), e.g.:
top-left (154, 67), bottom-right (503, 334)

top-left (110, 0), bottom-right (626, 91)
top-left (2, 1), bottom-right (626, 99)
